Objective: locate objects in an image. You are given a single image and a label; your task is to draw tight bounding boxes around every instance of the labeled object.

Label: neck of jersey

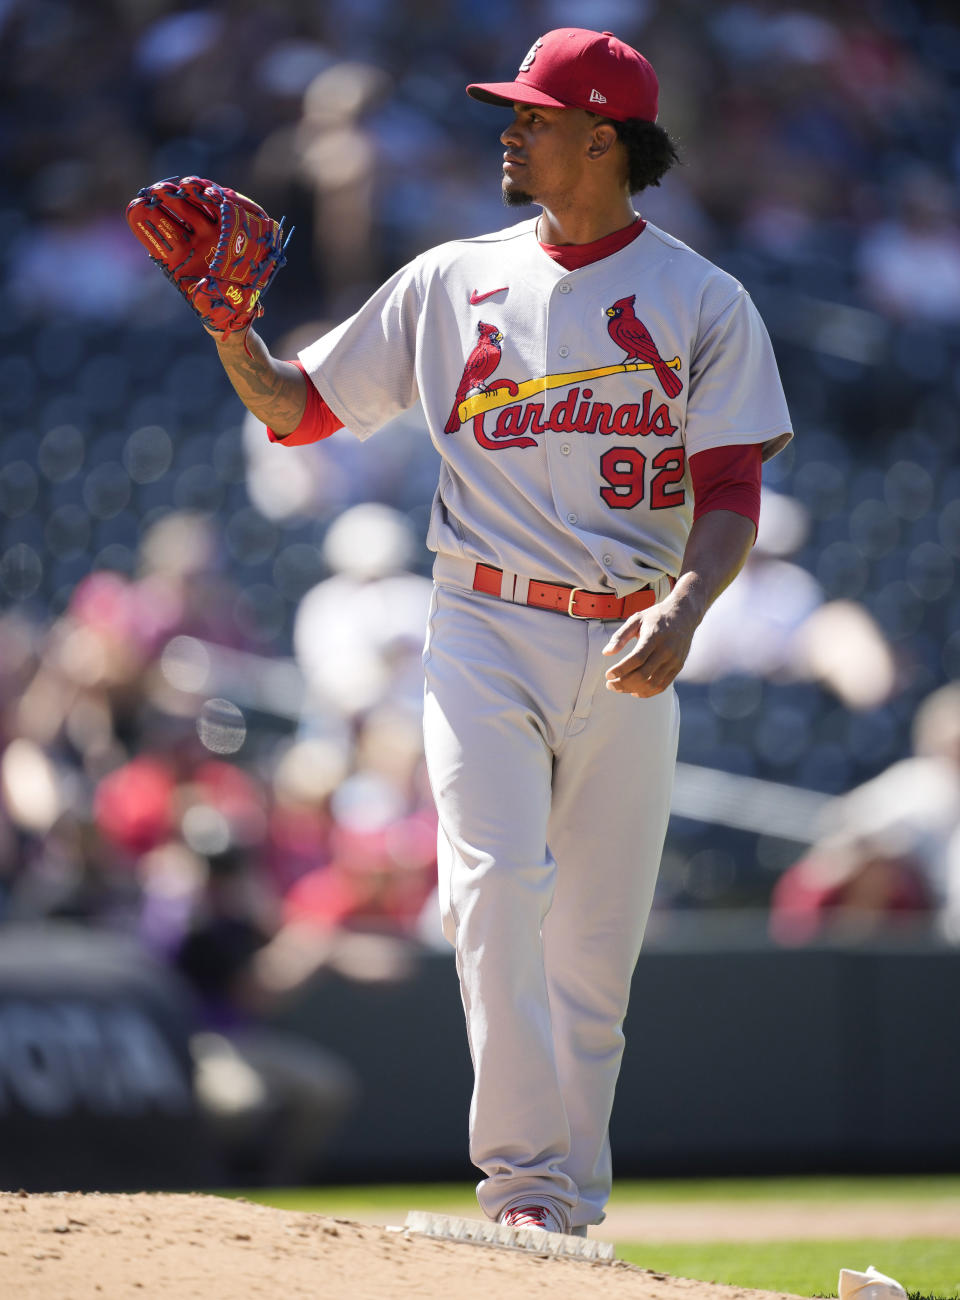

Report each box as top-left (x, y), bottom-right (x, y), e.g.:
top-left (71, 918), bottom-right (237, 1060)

top-left (538, 216), bottom-right (646, 271)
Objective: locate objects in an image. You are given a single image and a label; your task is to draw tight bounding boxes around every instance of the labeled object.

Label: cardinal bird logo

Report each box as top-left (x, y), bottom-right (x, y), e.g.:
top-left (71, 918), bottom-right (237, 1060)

top-left (605, 296), bottom-right (683, 398)
top-left (445, 321), bottom-right (504, 433)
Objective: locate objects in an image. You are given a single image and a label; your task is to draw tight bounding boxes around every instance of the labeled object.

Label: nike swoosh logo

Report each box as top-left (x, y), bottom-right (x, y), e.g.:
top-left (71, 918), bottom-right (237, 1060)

top-left (470, 286), bottom-right (508, 305)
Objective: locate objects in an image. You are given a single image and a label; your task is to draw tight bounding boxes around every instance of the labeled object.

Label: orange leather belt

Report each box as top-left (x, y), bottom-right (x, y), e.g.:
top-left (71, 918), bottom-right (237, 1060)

top-left (472, 562), bottom-right (660, 620)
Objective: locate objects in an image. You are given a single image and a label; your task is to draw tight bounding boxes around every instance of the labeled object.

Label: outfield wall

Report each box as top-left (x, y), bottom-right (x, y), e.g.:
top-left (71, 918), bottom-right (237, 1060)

top-left (0, 925), bottom-right (956, 1189)
top-left (272, 938), bottom-right (960, 1180)
top-left (0, 926), bottom-right (222, 1191)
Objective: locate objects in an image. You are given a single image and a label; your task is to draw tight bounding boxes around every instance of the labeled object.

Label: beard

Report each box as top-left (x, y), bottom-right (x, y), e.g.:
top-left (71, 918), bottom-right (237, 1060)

top-left (502, 187), bottom-right (534, 207)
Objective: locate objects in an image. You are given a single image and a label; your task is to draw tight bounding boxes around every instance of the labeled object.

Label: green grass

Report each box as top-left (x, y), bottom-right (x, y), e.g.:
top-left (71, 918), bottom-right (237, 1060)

top-left (225, 1176), bottom-right (960, 1299)
top-left (226, 1181), bottom-right (478, 1217)
top-left (615, 1239), bottom-right (960, 1298)
top-left (228, 1173), bottom-right (960, 1217)
top-left (608, 1175), bottom-right (960, 1204)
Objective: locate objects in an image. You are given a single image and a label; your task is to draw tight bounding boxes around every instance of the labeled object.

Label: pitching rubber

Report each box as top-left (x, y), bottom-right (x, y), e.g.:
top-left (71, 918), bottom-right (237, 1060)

top-left (400, 1210), bottom-right (616, 1262)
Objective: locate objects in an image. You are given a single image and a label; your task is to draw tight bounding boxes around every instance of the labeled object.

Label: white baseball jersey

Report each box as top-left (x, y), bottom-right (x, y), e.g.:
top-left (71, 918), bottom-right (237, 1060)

top-left (299, 216), bottom-right (792, 592)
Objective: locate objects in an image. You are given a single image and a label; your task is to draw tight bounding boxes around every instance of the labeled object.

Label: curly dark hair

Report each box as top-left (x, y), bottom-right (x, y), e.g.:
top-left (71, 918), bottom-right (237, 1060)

top-left (592, 116), bottom-right (680, 193)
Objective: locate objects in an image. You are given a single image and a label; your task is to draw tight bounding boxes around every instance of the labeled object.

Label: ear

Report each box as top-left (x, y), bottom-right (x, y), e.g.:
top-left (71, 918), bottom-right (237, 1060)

top-left (586, 121), bottom-right (618, 161)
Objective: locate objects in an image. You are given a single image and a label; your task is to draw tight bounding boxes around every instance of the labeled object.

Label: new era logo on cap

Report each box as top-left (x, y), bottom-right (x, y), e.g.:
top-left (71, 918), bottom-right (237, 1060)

top-left (466, 27), bottom-right (658, 124)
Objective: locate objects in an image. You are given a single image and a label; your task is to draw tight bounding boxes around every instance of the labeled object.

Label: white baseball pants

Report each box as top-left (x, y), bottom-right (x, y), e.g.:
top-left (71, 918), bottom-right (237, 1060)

top-left (422, 579), bottom-right (679, 1230)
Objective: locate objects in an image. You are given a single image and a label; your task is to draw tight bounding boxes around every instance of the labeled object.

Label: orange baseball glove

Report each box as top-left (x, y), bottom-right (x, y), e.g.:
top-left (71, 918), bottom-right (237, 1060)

top-left (126, 175), bottom-right (292, 335)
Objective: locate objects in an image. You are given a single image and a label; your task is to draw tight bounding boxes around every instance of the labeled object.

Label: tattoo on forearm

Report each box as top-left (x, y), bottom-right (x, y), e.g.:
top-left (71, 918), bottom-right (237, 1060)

top-left (216, 334), bottom-right (305, 432)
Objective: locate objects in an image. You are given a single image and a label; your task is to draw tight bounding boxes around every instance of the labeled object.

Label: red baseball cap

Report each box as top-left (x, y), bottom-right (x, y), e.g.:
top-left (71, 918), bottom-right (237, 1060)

top-left (467, 28), bottom-right (658, 124)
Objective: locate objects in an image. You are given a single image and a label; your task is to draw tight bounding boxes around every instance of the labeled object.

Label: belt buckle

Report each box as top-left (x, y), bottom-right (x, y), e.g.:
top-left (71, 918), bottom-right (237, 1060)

top-left (567, 586), bottom-right (590, 618)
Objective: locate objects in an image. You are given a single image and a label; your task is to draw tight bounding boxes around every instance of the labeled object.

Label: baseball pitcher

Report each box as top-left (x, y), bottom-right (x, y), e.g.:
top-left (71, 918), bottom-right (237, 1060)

top-left (128, 27), bottom-right (792, 1236)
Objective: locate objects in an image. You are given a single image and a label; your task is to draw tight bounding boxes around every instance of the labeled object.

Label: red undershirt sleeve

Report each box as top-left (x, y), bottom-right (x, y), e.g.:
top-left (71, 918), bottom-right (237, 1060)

top-left (267, 360), bottom-right (344, 445)
top-left (689, 443), bottom-right (762, 537)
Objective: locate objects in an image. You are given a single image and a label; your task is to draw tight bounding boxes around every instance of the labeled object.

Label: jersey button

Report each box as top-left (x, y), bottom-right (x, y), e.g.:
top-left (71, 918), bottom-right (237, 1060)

top-left (560, 443), bottom-right (571, 455)
top-left (567, 512), bottom-right (578, 524)
top-left (558, 282), bottom-right (571, 294)
top-left (558, 345), bottom-right (569, 358)
top-left (603, 553), bottom-right (614, 565)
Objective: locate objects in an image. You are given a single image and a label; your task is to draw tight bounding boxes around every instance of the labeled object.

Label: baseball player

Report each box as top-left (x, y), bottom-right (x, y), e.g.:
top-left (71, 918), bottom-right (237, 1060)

top-left (132, 28), bottom-right (792, 1236)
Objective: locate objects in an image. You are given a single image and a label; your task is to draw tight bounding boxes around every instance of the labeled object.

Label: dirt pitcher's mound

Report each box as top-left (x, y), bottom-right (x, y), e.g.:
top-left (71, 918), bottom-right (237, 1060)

top-left (0, 1191), bottom-right (804, 1300)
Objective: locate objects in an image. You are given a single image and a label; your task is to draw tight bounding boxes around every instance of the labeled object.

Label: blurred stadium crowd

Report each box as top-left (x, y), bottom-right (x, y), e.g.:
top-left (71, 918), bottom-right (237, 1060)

top-left (3, 0), bottom-right (960, 1028)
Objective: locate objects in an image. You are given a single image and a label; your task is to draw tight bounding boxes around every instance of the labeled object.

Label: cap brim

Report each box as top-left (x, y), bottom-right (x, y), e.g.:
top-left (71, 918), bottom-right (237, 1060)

top-left (466, 81), bottom-right (570, 110)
